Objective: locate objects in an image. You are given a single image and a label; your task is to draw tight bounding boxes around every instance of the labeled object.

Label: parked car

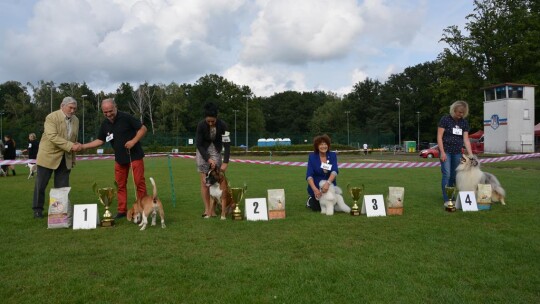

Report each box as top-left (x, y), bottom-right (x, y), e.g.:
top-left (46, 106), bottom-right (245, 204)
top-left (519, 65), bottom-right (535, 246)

top-left (419, 145), bottom-right (440, 158)
top-left (419, 137), bottom-right (484, 158)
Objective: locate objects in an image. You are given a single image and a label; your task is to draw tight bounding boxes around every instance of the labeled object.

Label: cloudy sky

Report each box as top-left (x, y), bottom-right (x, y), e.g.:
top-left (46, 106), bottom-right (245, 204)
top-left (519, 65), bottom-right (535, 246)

top-left (0, 0), bottom-right (473, 97)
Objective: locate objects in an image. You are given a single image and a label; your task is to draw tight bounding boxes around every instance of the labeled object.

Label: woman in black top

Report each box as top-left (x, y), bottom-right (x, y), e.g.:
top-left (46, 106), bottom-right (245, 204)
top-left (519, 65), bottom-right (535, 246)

top-left (23, 133), bottom-right (39, 163)
top-left (2, 134), bottom-right (16, 176)
top-left (196, 102), bottom-right (231, 218)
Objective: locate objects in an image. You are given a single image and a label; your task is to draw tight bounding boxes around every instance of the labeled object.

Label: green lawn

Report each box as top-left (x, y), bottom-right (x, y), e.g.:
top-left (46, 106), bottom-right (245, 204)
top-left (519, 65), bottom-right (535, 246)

top-left (0, 154), bottom-right (539, 303)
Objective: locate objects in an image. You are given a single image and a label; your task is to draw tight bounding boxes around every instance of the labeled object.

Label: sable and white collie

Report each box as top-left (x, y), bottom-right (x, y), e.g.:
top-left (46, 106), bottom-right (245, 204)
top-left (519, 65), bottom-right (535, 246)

top-left (456, 155), bottom-right (506, 205)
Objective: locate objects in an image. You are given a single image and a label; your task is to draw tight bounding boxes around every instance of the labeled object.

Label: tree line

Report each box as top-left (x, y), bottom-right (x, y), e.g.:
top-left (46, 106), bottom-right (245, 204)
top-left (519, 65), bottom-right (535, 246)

top-left (0, 0), bottom-right (538, 149)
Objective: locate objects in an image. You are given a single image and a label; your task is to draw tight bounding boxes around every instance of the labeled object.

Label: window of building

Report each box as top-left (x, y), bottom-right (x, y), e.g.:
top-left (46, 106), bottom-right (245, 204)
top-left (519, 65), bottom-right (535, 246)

top-left (495, 86), bottom-right (506, 99)
top-left (484, 89), bottom-right (495, 101)
top-left (524, 109), bottom-right (530, 120)
top-left (507, 85), bottom-right (524, 98)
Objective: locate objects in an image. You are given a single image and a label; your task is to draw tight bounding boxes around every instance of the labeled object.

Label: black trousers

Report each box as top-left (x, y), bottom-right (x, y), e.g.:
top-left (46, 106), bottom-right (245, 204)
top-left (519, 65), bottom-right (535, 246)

top-left (32, 157), bottom-right (71, 212)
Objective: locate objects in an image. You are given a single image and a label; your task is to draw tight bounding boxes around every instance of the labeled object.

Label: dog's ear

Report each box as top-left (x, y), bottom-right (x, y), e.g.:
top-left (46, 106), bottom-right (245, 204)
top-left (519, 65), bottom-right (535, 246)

top-left (472, 158), bottom-right (478, 166)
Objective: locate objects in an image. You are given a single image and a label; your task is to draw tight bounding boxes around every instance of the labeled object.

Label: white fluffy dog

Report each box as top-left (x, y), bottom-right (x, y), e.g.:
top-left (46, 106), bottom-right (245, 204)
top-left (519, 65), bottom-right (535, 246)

top-left (456, 155), bottom-right (506, 204)
top-left (318, 180), bottom-right (352, 215)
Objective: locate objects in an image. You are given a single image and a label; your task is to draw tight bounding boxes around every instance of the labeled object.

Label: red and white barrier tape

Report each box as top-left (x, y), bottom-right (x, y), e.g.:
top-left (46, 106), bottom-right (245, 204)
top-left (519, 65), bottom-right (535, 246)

top-left (2, 152), bottom-right (539, 168)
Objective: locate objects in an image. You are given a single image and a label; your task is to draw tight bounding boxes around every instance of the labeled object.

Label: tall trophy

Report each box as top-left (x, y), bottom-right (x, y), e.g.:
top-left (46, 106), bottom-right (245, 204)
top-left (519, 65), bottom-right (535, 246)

top-left (445, 186), bottom-right (457, 212)
top-left (347, 184), bottom-right (364, 216)
top-left (230, 184), bottom-right (247, 221)
top-left (93, 182), bottom-right (118, 227)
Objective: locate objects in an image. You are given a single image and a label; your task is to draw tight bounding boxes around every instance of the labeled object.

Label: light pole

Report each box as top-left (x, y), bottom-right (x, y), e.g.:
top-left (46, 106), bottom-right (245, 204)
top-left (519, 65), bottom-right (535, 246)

top-left (81, 94), bottom-right (87, 144)
top-left (344, 111), bottom-right (350, 146)
top-left (0, 111), bottom-right (4, 139)
top-left (396, 98), bottom-right (401, 150)
top-left (245, 95), bottom-right (249, 152)
top-left (416, 111), bottom-right (420, 151)
top-left (47, 84), bottom-right (54, 113)
top-left (233, 109), bottom-right (239, 147)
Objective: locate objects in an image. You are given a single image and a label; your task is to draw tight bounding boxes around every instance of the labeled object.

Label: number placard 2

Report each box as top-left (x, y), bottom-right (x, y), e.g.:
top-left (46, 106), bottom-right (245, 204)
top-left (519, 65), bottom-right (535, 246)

top-left (362, 195), bottom-right (386, 217)
top-left (456, 191), bottom-right (478, 212)
top-left (73, 204), bottom-right (99, 229)
top-left (245, 198), bottom-right (268, 221)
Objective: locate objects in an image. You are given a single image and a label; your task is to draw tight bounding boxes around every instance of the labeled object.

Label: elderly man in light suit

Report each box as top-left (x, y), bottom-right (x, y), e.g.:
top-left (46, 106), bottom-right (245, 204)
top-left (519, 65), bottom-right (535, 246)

top-left (32, 97), bottom-right (82, 219)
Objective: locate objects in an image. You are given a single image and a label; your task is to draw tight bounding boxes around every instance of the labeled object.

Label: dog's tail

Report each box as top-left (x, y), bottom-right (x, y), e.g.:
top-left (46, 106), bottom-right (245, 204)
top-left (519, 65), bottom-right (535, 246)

top-left (149, 177), bottom-right (158, 201)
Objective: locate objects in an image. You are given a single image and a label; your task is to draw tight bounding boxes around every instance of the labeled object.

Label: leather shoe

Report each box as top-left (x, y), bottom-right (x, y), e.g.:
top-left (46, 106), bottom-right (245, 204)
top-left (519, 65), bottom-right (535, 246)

top-left (34, 211), bottom-right (43, 219)
top-left (114, 212), bottom-right (127, 219)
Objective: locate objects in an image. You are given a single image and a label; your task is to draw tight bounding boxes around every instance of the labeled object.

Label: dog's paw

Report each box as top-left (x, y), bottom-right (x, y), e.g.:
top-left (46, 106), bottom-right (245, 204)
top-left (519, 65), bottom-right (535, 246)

top-left (161, 223), bottom-right (166, 228)
top-left (220, 216), bottom-right (226, 220)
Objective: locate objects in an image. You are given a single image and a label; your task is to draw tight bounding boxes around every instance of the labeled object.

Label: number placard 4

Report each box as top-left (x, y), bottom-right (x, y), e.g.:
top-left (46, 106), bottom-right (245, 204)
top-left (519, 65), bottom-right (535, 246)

top-left (456, 191), bottom-right (478, 212)
top-left (245, 198), bottom-right (269, 221)
top-left (362, 195), bottom-right (386, 217)
top-left (73, 204), bottom-right (99, 229)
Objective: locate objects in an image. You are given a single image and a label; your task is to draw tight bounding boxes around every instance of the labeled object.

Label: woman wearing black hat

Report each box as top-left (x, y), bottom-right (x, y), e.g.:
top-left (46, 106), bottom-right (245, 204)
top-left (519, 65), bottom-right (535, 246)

top-left (196, 101), bottom-right (231, 218)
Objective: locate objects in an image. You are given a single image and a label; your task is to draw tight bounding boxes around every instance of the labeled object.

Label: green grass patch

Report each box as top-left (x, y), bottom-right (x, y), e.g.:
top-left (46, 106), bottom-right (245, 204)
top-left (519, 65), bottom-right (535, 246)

top-left (0, 155), bottom-right (539, 303)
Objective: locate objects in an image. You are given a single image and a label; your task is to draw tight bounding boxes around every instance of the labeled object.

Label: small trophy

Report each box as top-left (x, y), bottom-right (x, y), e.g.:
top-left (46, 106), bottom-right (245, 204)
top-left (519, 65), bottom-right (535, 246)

top-left (93, 182), bottom-right (118, 227)
top-left (347, 184), bottom-right (364, 216)
top-left (230, 184), bottom-right (247, 221)
top-left (445, 186), bottom-right (457, 212)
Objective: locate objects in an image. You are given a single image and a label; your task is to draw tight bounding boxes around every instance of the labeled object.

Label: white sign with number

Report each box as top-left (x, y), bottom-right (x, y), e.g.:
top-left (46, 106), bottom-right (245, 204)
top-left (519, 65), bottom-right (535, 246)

top-left (456, 191), bottom-right (478, 212)
top-left (73, 204), bottom-right (99, 229)
top-left (245, 198), bottom-right (268, 221)
top-left (362, 195), bottom-right (386, 217)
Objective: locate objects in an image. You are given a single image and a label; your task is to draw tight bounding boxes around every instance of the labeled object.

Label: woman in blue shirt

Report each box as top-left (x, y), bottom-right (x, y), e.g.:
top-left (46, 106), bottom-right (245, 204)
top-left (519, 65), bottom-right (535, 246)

top-left (437, 100), bottom-right (473, 205)
top-left (306, 134), bottom-right (342, 211)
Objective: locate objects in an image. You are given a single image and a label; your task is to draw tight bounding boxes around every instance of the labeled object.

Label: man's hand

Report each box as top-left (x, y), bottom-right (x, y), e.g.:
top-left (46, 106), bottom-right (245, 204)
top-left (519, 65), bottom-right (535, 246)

top-left (71, 143), bottom-right (82, 152)
top-left (124, 140), bottom-right (135, 150)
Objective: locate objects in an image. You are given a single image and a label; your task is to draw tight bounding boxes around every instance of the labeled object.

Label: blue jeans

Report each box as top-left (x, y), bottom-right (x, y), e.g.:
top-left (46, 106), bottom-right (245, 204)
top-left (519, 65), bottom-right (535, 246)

top-left (440, 153), bottom-right (461, 202)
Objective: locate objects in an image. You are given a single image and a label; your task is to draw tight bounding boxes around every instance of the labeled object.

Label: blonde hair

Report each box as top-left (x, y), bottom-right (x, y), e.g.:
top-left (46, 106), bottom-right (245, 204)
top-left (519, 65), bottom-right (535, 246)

top-left (449, 100), bottom-right (469, 118)
top-left (29, 133), bottom-right (36, 140)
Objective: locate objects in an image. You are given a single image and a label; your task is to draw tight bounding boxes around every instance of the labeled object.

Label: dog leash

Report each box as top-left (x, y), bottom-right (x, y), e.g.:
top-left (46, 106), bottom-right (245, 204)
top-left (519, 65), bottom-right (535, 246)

top-left (127, 148), bottom-right (138, 200)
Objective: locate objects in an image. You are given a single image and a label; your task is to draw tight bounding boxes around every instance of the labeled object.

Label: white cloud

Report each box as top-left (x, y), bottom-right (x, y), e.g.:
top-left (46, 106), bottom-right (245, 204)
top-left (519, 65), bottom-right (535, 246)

top-left (224, 63), bottom-right (307, 96)
top-left (0, 0), bottom-right (474, 97)
top-left (241, 0), bottom-right (363, 64)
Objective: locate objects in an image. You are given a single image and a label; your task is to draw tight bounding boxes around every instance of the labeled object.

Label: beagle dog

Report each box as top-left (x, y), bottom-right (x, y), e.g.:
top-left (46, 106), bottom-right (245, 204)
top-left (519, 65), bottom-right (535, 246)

top-left (127, 177), bottom-right (166, 230)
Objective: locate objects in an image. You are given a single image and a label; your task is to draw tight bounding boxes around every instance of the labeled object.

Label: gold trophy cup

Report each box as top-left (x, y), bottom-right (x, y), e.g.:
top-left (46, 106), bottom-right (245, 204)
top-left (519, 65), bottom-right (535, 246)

top-left (445, 186), bottom-right (457, 212)
top-left (230, 185), bottom-right (247, 221)
top-left (93, 182), bottom-right (118, 227)
top-left (347, 184), bottom-right (364, 216)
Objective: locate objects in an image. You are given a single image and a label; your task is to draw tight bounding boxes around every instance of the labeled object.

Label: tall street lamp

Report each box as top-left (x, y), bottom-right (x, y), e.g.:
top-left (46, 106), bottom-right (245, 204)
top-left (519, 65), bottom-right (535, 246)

top-left (344, 111), bottom-right (350, 146)
top-left (396, 98), bottom-right (401, 149)
top-left (233, 109), bottom-right (239, 147)
top-left (416, 111), bottom-right (420, 151)
top-left (81, 94), bottom-right (87, 144)
top-left (0, 111), bottom-right (4, 139)
top-left (245, 95), bottom-right (249, 152)
top-left (47, 84), bottom-right (54, 113)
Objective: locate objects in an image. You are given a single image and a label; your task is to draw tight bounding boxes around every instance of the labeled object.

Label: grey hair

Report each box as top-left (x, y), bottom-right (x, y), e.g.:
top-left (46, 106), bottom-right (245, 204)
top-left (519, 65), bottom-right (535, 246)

top-left (449, 100), bottom-right (469, 118)
top-left (101, 98), bottom-right (116, 107)
top-left (61, 96), bottom-right (77, 107)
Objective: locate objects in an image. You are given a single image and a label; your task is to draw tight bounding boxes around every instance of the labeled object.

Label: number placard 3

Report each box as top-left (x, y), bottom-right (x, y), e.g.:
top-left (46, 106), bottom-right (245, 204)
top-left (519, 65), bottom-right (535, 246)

top-left (73, 204), bottom-right (99, 229)
top-left (456, 191), bottom-right (478, 212)
top-left (362, 195), bottom-right (386, 217)
top-left (245, 198), bottom-right (269, 221)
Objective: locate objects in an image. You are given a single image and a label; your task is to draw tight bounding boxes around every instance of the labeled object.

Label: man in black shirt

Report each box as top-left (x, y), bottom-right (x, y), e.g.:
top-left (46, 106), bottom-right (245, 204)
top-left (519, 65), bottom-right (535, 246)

top-left (82, 98), bottom-right (148, 218)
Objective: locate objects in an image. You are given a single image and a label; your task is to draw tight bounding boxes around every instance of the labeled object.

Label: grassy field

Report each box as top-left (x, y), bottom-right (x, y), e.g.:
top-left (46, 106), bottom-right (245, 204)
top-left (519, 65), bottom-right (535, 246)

top-left (1, 153), bottom-right (539, 303)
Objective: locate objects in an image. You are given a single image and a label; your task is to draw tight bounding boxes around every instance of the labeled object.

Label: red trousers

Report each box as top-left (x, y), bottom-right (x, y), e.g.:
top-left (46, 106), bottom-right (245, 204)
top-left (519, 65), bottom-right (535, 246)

top-left (115, 159), bottom-right (147, 213)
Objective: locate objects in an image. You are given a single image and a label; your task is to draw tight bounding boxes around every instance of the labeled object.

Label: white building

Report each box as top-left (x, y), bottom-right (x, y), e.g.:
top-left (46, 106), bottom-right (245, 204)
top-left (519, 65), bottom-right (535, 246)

top-left (482, 83), bottom-right (536, 153)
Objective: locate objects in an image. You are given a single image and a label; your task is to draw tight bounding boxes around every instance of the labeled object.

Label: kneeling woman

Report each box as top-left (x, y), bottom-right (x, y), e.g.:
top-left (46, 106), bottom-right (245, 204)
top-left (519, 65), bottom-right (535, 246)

top-left (305, 134), bottom-right (348, 213)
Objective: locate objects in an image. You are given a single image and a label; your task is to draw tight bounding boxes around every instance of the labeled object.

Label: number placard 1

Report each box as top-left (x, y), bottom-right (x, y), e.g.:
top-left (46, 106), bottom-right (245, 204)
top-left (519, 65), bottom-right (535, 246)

top-left (456, 191), bottom-right (478, 212)
top-left (362, 195), bottom-right (386, 217)
top-left (73, 204), bottom-right (99, 229)
top-left (245, 198), bottom-right (268, 221)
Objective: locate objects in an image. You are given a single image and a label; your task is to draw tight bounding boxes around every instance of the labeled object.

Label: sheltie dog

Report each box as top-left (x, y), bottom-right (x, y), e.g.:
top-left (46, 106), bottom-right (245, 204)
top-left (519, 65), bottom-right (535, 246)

top-left (456, 155), bottom-right (506, 204)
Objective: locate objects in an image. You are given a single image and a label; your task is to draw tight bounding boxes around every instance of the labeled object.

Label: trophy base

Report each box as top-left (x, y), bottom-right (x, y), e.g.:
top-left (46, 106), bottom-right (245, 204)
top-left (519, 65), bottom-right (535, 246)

top-left (101, 218), bottom-right (115, 227)
top-left (232, 213), bottom-right (243, 221)
top-left (350, 210), bottom-right (360, 216)
top-left (445, 206), bottom-right (456, 212)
